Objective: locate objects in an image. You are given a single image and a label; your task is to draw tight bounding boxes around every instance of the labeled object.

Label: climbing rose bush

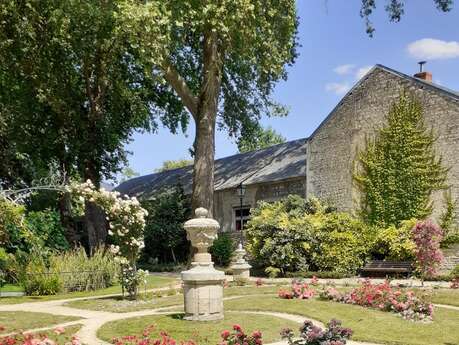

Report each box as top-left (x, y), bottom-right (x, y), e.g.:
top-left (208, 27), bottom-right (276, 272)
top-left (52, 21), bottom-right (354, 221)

top-left (278, 281), bottom-right (315, 299)
top-left (69, 180), bottom-right (148, 299)
top-left (281, 319), bottom-right (352, 345)
top-left (412, 220), bottom-right (444, 279)
top-left (319, 279), bottom-right (433, 322)
top-left (220, 324), bottom-right (263, 345)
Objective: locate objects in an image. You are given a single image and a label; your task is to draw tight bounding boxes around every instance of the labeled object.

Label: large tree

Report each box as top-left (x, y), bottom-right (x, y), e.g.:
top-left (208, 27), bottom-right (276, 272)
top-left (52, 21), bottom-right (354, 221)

top-left (354, 92), bottom-right (448, 226)
top-left (0, 0), bottom-right (179, 248)
top-left (237, 126), bottom-right (286, 153)
top-left (119, 1), bottom-right (299, 213)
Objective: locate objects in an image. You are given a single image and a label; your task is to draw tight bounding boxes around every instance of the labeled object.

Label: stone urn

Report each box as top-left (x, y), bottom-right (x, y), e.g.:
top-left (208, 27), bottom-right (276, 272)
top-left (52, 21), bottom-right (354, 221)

top-left (231, 243), bottom-right (252, 280)
top-left (181, 208), bottom-right (225, 321)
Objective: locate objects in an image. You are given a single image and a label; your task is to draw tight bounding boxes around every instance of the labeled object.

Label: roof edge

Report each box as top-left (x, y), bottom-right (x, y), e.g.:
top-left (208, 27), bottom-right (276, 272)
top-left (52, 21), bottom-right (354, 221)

top-left (309, 64), bottom-right (458, 140)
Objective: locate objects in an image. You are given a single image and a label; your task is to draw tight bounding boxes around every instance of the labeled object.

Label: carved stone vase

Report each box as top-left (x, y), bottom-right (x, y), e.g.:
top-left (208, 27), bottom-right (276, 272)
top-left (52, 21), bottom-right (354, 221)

top-left (181, 207), bottom-right (225, 321)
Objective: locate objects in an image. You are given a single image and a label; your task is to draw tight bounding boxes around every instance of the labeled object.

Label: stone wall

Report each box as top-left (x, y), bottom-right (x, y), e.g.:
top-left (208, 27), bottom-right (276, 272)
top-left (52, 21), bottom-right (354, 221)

top-left (307, 67), bottom-right (459, 225)
top-left (213, 177), bottom-right (306, 233)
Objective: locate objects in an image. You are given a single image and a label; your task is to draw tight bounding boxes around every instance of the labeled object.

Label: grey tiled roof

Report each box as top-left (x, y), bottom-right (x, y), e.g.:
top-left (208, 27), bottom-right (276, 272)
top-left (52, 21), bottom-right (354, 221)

top-left (115, 138), bottom-right (307, 198)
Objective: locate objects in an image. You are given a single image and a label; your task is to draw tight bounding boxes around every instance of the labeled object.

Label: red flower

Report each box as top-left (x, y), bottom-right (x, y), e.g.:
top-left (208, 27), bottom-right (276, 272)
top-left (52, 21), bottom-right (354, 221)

top-left (233, 324), bottom-right (242, 332)
top-left (221, 330), bottom-right (231, 340)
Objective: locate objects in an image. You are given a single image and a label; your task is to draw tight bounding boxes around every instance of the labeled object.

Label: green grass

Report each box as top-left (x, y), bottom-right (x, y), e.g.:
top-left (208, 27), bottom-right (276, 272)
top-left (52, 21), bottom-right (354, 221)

top-left (224, 295), bottom-right (459, 345)
top-left (0, 284), bottom-right (24, 292)
top-left (0, 311), bottom-right (81, 334)
top-left (427, 288), bottom-right (459, 307)
top-left (65, 284), bottom-right (280, 313)
top-left (97, 313), bottom-right (299, 345)
top-left (0, 275), bottom-right (177, 305)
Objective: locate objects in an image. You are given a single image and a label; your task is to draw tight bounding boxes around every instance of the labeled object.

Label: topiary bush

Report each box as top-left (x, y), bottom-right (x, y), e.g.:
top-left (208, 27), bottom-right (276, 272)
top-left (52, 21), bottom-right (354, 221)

top-left (210, 232), bottom-right (234, 267)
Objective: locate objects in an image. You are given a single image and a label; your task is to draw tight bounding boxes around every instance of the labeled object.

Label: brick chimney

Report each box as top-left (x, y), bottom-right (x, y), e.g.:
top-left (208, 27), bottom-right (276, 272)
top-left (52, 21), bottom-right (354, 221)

top-left (414, 61), bottom-right (432, 82)
top-left (414, 71), bottom-right (432, 82)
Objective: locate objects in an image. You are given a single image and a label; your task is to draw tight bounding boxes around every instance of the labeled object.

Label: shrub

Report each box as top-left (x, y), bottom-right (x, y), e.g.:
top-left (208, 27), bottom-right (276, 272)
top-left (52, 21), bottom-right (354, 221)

top-left (22, 254), bottom-right (62, 296)
top-left (50, 247), bottom-right (117, 292)
top-left (310, 213), bottom-right (375, 274)
top-left (0, 198), bottom-right (26, 252)
top-left (246, 197), bottom-right (314, 275)
top-left (281, 319), bottom-right (352, 345)
top-left (371, 219), bottom-right (416, 260)
top-left (210, 232), bottom-right (234, 267)
top-left (319, 279), bottom-right (433, 321)
top-left (450, 264), bottom-right (459, 279)
top-left (141, 185), bottom-right (190, 265)
top-left (412, 220), bottom-right (444, 280)
top-left (246, 196), bottom-right (375, 275)
top-left (25, 209), bottom-right (69, 251)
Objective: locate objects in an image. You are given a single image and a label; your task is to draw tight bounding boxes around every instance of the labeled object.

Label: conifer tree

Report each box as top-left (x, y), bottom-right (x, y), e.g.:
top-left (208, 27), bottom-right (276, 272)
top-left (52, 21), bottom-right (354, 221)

top-left (354, 92), bottom-right (448, 227)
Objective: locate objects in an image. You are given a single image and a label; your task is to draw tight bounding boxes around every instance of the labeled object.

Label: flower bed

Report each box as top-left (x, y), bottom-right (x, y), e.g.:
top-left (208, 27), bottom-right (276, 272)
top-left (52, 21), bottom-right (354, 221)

top-left (319, 279), bottom-right (433, 321)
top-left (281, 319), bottom-right (352, 345)
top-left (278, 281), bottom-right (315, 299)
top-left (220, 324), bottom-right (263, 345)
top-left (0, 326), bottom-right (81, 345)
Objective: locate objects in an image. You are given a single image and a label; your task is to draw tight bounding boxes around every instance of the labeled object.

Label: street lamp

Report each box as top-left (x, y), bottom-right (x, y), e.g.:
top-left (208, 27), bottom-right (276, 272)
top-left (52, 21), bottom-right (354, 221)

top-left (236, 183), bottom-right (246, 245)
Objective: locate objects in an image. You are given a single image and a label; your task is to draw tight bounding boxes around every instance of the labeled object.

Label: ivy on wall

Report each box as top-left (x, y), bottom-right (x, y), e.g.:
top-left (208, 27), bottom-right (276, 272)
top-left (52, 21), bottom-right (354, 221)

top-left (354, 91), bottom-right (449, 227)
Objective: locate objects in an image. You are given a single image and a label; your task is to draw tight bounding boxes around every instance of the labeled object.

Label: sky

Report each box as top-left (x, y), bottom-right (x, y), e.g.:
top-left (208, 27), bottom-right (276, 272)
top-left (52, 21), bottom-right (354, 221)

top-left (122, 0), bottom-right (459, 179)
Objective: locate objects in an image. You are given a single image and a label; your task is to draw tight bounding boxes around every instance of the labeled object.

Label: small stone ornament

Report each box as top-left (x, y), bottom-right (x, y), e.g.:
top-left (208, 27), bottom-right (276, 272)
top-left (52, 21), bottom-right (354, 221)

top-left (230, 242), bottom-right (252, 280)
top-left (181, 207), bottom-right (225, 321)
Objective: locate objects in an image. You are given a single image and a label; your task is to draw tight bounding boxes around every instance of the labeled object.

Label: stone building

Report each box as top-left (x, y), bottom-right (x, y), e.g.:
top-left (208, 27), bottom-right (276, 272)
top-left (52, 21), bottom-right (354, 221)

top-left (117, 64), bottom-right (459, 233)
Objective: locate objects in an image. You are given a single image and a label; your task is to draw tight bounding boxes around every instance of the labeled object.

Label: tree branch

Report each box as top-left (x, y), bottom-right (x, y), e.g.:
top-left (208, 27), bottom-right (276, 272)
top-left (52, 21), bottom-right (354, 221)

top-left (161, 60), bottom-right (198, 119)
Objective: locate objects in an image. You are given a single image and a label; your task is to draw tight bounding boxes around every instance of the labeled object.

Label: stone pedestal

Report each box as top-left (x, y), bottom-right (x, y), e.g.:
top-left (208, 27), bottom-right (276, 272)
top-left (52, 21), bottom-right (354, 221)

top-left (181, 208), bottom-right (225, 321)
top-left (230, 243), bottom-right (252, 281)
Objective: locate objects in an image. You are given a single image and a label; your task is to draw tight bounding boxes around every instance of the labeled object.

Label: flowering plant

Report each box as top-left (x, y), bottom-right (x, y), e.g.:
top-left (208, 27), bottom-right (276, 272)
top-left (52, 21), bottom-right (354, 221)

top-left (255, 278), bottom-right (264, 287)
top-left (112, 325), bottom-right (196, 345)
top-left (319, 279), bottom-right (433, 321)
top-left (412, 220), bottom-right (444, 281)
top-left (0, 326), bottom-right (81, 345)
top-left (281, 319), bottom-right (352, 345)
top-left (310, 276), bottom-right (319, 286)
top-left (278, 281), bottom-right (315, 300)
top-left (220, 324), bottom-right (262, 345)
top-left (69, 180), bottom-right (148, 299)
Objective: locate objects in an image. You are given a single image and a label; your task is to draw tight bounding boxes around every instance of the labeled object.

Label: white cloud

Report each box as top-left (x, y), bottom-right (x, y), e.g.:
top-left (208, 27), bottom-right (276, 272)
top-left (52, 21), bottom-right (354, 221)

top-left (407, 38), bottom-right (459, 60)
top-left (355, 65), bottom-right (373, 80)
top-left (325, 82), bottom-right (351, 95)
top-left (333, 64), bottom-right (355, 75)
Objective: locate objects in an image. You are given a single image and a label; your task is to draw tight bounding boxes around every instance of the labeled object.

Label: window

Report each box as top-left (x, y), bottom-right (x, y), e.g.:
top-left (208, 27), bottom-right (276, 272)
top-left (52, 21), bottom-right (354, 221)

top-left (234, 207), bottom-right (251, 231)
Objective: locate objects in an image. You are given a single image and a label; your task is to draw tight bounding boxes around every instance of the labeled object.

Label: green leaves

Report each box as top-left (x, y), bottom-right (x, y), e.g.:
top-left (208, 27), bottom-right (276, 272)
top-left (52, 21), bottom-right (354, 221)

top-left (354, 92), bottom-right (449, 227)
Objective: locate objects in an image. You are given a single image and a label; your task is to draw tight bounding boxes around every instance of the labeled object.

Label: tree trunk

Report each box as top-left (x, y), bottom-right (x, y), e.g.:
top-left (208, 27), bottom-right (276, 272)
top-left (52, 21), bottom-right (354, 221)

top-left (83, 162), bottom-right (107, 252)
top-left (58, 193), bottom-right (79, 246)
top-left (190, 30), bottom-right (221, 216)
top-left (191, 113), bottom-right (216, 214)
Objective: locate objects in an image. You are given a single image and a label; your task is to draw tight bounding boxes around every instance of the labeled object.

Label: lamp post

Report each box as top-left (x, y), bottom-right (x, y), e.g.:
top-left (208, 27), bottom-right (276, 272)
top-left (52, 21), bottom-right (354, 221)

top-left (231, 183), bottom-right (251, 281)
top-left (236, 183), bottom-right (246, 244)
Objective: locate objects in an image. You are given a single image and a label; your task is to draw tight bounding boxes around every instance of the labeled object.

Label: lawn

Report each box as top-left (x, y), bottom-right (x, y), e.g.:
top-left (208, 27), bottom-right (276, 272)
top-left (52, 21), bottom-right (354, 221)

top-left (224, 295), bottom-right (459, 345)
top-left (0, 275), bottom-right (177, 305)
top-left (97, 312), bottom-right (299, 345)
top-left (427, 288), bottom-right (459, 307)
top-left (0, 284), bottom-right (24, 293)
top-left (65, 285), bottom-right (280, 313)
top-left (0, 311), bottom-right (81, 334)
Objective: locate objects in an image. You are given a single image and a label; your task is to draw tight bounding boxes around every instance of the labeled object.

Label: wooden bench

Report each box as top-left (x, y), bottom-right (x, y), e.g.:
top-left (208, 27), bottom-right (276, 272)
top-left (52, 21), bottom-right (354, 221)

top-left (360, 260), bottom-right (413, 278)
